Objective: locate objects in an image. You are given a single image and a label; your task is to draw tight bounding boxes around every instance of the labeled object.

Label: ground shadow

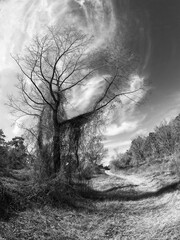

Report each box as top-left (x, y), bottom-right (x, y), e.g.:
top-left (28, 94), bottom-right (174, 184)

top-left (77, 181), bottom-right (180, 201)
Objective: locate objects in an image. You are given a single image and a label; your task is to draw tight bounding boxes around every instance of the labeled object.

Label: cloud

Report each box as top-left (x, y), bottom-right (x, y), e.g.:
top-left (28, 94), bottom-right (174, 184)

top-left (104, 139), bottom-right (131, 148)
top-left (102, 73), bottom-right (148, 159)
top-left (12, 123), bottom-right (22, 136)
top-left (105, 121), bottom-right (138, 136)
top-left (67, 74), bottom-right (107, 117)
top-left (104, 74), bottom-right (147, 136)
top-left (120, 74), bottom-right (146, 108)
top-left (12, 116), bottom-right (27, 136)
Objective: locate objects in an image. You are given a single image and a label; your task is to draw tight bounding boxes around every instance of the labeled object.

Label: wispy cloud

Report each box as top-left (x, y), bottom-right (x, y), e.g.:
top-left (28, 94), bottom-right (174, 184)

top-left (105, 121), bottom-right (138, 136)
top-left (104, 139), bottom-right (131, 148)
top-left (68, 74), bottom-right (107, 117)
top-left (120, 74), bottom-right (146, 108)
top-left (105, 74), bottom-right (147, 136)
top-left (102, 73), bottom-right (148, 158)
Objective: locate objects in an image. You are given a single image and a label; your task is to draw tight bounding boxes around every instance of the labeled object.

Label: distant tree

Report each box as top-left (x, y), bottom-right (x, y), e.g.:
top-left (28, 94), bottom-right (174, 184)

top-left (7, 137), bottom-right (27, 169)
top-left (0, 129), bottom-right (6, 145)
top-left (130, 136), bottom-right (146, 166)
top-left (110, 156), bottom-right (123, 170)
top-left (121, 150), bottom-right (133, 166)
top-left (0, 129), bottom-right (8, 169)
top-left (171, 115), bottom-right (180, 151)
top-left (144, 132), bottom-right (161, 158)
top-left (110, 148), bottom-right (130, 169)
top-left (155, 123), bottom-right (176, 156)
top-left (8, 26), bottom-right (141, 176)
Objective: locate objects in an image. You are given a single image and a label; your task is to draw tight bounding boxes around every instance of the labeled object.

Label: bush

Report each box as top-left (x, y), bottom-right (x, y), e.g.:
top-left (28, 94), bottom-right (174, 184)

top-left (0, 181), bottom-right (28, 220)
top-left (28, 173), bottom-right (93, 209)
top-left (110, 150), bottom-right (133, 170)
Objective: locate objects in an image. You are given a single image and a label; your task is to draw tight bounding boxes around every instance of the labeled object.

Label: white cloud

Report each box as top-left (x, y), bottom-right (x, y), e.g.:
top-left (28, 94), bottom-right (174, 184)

top-left (12, 116), bottom-right (28, 136)
top-left (67, 74), bottom-right (107, 117)
top-left (12, 123), bottom-right (22, 136)
top-left (121, 74), bottom-right (146, 108)
top-left (104, 139), bottom-right (131, 148)
top-left (104, 74), bottom-right (147, 136)
top-left (105, 121), bottom-right (138, 136)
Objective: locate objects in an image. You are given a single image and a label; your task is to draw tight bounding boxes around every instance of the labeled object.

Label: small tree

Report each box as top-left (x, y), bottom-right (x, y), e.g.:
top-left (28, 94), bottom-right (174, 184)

top-left (7, 137), bottom-right (27, 169)
top-left (130, 136), bottom-right (146, 166)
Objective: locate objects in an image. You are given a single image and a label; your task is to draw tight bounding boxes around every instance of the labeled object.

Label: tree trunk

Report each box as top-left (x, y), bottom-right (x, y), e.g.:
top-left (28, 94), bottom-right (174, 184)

top-left (53, 111), bottom-right (61, 173)
top-left (37, 107), bottom-right (45, 152)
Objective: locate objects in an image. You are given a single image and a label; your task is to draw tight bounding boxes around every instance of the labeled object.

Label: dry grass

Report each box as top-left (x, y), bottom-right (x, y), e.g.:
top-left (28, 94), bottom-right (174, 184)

top-left (1, 190), bottom-right (180, 240)
top-left (1, 163), bottom-right (180, 240)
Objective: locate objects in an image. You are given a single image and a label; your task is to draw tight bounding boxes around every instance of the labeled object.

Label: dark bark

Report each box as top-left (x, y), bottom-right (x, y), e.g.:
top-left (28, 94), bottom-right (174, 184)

top-left (37, 107), bottom-right (45, 152)
top-left (53, 111), bottom-right (61, 173)
top-left (73, 127), bottom-right (81, 169)
top-left (53, 133), bottom-right (61, 172)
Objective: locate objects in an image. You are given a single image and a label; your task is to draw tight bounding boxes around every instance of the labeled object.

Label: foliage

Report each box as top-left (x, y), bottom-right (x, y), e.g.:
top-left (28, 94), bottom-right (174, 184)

top-left (0, 129), bottom-right (28, 171)
top-left (79, 114), bottom-right (108, 168)
top-left (7, 137), bottom-right (27, 169)
top-left (129, 136), bottom-right (146, 165)
top-left (110, 149), bottom-right (132, 169)
top-left (110, 113), bottom-right (180, 169)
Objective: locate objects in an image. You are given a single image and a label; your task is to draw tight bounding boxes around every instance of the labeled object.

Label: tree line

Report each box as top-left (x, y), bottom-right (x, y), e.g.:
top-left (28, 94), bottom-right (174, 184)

top-left (111, 114), bottom-right (180, 169)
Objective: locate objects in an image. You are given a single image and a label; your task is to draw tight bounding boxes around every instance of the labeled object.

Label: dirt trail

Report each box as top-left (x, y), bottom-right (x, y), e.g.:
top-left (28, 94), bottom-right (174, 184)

top-left (105, 170), bottom-right (146, 185)
top-left (102, 170), bottom-right (180, 239)
top-left (105, 170), bottom-right (180, 193)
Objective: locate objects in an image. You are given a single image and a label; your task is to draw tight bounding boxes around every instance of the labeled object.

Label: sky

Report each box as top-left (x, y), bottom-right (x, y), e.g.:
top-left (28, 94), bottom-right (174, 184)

top-left (0, 0), bottom-right (180, 160)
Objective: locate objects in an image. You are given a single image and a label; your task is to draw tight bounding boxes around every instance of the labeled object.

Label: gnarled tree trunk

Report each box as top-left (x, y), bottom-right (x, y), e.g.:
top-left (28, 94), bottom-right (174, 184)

top-left (53, 111), bottom-right (61, 173)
